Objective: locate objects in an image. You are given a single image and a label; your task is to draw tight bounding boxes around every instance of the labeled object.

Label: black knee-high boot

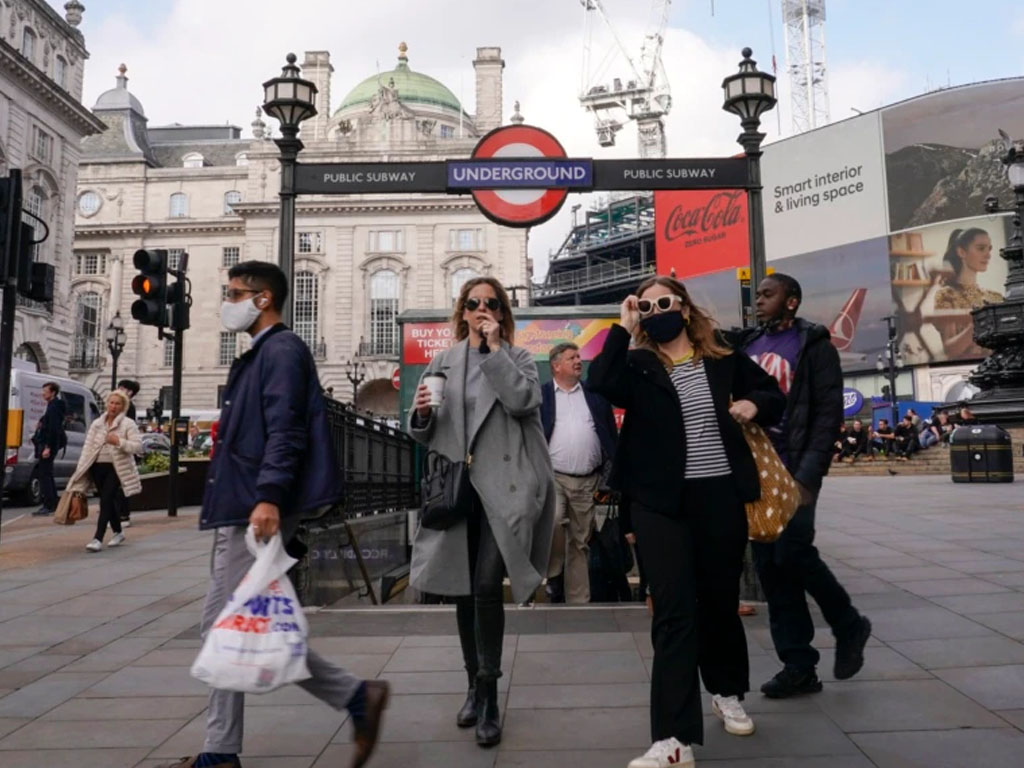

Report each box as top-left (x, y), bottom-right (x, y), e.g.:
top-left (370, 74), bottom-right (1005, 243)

top-left (455, 596), bottom-right (478, 727)
top-left (474, 678), bottom-right (501, 747)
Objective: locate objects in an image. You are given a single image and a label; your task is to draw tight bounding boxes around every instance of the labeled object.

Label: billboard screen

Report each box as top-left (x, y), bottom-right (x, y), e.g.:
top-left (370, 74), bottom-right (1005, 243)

top-left (654, 189), bottom-right (749, 279)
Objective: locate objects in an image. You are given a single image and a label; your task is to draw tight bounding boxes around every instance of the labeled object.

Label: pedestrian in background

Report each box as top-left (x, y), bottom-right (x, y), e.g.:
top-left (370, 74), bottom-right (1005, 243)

top-left (161, 261), bottom-right (388, 768)
top-left (115, 379), bottom-right (141, 527)
top-left (738, 273), bottom-right (872, 700)
top-left (589, 276), bottom-right (785, 768)
top-left (409, 276), bottom-right (555, 748)
top-left (31, 381), bottom-right (66, 517)
top-left (540, 342), bottom-right (617, 604)
top-left (56, 389), bottom-right (142, 552)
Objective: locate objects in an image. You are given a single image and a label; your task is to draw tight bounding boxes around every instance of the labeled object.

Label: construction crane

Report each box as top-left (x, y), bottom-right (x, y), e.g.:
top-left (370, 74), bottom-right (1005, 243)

top-left (578, 0), bottom-right (672, 158)
top-left (783, 0), bottom-right (829, 133)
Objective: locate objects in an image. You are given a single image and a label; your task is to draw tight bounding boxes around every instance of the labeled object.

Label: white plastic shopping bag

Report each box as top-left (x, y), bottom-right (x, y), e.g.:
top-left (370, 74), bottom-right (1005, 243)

top-left (191, 527), bottom-right (311, 693)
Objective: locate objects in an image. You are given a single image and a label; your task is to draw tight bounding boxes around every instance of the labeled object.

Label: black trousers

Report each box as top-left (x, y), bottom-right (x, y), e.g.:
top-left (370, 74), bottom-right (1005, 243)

top-left (752, 495), bottom-right (860, 671)
top-left (455, 491), bottom-right (507, 683)
top-left (91, 463), bottom-right (123, 541)
top-left (37, 455), bottom-right (58, 510)
top-left (632, 476), bottom-right (750, 747)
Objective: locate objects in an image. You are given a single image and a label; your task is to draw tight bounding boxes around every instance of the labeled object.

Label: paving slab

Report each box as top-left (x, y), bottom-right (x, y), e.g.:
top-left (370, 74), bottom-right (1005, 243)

top-left (852, 727), bottom-right (1024, 768)
top-left (0, 672), bottom-right (107, 718)
top-left (0, 747), bottom-right (151, 768)
top-left (934, 664), bottom-right (1024, 710)
top-left (0, 717), bottom-right (184, 750)
top-left (510, 650), bottom-right (648, 685)
top-left (888, 635), bottom-right (1024, 668)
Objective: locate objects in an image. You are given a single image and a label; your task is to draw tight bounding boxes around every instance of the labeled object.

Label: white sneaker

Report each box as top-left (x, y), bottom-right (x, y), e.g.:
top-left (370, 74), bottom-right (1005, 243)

top-left (109, 532), bottom-right (126, 547)
top-left (712, 694), bottom-right (755, 736)
top-left (85, 539), bottom-right (102, 552)
top-left (628, 738), bottom-right (695, 768)
top-left (121, 519), bottom-right (131, 528)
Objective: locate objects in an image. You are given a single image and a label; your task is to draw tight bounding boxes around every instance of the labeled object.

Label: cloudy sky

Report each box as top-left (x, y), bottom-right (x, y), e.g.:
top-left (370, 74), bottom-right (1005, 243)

top-left (50, 0), bottom-right (1024, 278)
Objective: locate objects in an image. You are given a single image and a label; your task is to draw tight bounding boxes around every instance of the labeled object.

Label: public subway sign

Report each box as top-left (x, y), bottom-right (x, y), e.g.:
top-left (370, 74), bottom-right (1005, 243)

top-left (294, 162), bottom-right (447, 194)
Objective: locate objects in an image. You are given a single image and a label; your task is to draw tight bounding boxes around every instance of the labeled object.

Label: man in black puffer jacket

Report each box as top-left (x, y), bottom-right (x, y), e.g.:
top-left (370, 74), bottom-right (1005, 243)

top-left (735, 274), bottom-right (871, 699)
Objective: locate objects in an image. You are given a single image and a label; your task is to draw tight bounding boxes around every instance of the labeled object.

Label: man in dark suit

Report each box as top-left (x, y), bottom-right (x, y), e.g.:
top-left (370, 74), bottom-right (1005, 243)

top-left (31, 382), bottom-right (66, 516)
top-left (540, 342), bottom-right (617, 603)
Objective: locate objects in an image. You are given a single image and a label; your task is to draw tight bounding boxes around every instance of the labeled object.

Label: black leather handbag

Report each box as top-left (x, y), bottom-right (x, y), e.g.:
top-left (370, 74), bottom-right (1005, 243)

top-left (420, 450), bottom-right (475, 530)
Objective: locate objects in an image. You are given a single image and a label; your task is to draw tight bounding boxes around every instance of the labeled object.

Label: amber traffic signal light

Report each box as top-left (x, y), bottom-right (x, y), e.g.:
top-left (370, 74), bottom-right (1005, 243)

top-left (131, 249), bottom-right (169, 327)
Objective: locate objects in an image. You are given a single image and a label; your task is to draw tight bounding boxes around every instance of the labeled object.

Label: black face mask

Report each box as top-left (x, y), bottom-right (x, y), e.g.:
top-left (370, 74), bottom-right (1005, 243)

top-left (640, 312), bottom-right (686, 343)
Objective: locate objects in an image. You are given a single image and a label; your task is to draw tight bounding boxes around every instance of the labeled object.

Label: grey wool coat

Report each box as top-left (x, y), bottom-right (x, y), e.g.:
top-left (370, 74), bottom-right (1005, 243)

top-left (407, 338), bottom-right (556, 604)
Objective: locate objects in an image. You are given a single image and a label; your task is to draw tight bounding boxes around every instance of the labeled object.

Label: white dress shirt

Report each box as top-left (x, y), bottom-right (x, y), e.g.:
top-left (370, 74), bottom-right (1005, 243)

top-left (548, 381), bottom-right (604, 476)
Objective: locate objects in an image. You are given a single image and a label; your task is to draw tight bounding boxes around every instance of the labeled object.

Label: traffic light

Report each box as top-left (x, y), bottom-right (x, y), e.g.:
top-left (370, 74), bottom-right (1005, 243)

top-left (15, 222), bottom-right (54, 303)
top-left (168, 273), bottom-right (191, 331)
top-left (131, 249), bottom-right (169, 327)
top-left (0, 174), bottom-right (22, 280)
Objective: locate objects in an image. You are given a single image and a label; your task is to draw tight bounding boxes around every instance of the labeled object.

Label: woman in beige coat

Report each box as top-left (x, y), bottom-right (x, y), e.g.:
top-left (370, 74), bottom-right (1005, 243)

top-left (56, 389), bottom-right (142, 552)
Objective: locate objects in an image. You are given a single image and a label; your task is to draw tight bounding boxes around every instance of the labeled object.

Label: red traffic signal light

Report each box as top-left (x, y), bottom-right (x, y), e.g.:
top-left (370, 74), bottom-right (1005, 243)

top-left (131, 248), bottom-right (169, 327)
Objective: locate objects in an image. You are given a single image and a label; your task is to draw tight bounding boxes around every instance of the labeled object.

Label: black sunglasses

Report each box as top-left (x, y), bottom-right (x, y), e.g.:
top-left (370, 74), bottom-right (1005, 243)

top-left (465, 297), bottom-right (501, 312)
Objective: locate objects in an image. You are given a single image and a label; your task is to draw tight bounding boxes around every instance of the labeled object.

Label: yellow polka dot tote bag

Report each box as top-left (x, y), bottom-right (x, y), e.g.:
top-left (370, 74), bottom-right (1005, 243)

top-left (741, 421), bottom-right (800, 542)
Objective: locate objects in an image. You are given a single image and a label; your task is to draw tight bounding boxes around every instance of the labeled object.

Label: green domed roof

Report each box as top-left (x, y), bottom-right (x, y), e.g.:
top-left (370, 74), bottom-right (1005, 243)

top-left (336, 43), bottom-right (462, 115)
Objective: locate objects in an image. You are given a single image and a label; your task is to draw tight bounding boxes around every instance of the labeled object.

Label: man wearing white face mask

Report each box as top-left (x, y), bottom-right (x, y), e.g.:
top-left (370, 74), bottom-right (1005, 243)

top-left (163, 261), bottom-right (389, 768)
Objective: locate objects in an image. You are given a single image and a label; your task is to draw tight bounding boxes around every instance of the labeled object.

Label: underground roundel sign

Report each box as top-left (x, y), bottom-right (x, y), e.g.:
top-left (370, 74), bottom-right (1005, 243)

top-left (450, 125), bottom-right (587, 228)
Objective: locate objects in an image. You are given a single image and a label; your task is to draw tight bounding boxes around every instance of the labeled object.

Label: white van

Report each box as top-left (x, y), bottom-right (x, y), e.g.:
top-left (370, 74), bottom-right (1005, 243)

top-left (3, 365), bottom-right (102, 506)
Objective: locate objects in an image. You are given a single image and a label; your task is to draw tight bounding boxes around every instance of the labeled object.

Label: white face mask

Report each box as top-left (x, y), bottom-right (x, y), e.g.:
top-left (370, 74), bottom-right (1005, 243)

top-left (220, 297), bottom-right (263, 333)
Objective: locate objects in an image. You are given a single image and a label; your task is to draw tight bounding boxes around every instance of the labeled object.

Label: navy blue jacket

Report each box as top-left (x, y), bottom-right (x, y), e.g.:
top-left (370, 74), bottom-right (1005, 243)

top-left (34, 398), bottom-right (66, 459)
top-left (200, 324), bottom-right (343, 530)
top-left (540, 379), bottom-right (618, 470)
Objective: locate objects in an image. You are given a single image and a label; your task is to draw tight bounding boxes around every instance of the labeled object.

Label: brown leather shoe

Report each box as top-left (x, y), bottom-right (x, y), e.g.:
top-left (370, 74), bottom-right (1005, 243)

top-left (351, 680), bottom-right (390, 768)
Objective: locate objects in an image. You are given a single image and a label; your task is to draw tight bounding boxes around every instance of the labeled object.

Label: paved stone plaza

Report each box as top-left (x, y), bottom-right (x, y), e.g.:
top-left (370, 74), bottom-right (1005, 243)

top-left (0, 475), bottom-right (1023, 767)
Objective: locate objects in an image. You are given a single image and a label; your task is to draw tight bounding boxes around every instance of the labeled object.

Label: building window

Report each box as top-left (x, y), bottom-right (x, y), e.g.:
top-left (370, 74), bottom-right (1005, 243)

top-left (25, 188), bottom-right (44, 260)
top-left (224, 190), bottom-right (242, 214)
top-left (449, 228), bottom-right (482, 251)
top-left (72, 292), bottom-right (102, 369)
top-left (235, 153), bottom-right (249, 166)
top-left (451, 267), bottom-right (479, 301)
top-left (222, 246), bottom-right (240, 267)
top-left (169, 193), bottom-right (188, 218)
top-left (78, 191), bottom-right (101, 216)
top-left (440, 125), bottom-right (455, 138)
top-left (55, 56), bottom-right (67, 89)
top-left (21, 28), bottom-right (35, 61)
top-left (32, 127), bottom-right (53, 164)
top-left (74, 253), bottom-right (106, 276)
top-left (294, 271), bottom-right (319, 351)
top-left (218, 332), bottom-right (237, 366)
top-left (220, 284), bottom-right (230, 301)
top-left (182, 152), bottom-right (204, 168)
top-left (163, 338), bottom-right (175, 367)
top-left (369, 270), bottom-right (400, 356)
top-left (297, 231), bottom-right (322, 254)
top-left (167, 248), bottom-right (185, 271)
top-left (369, 230), bottom-right (403, 253)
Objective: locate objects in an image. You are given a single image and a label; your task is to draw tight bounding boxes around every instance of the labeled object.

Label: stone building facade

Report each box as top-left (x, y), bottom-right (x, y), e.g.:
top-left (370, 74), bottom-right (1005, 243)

top-left (71, 44), bottom-right (529, 416)
top-left (0, 0), bottom-right (103, 374)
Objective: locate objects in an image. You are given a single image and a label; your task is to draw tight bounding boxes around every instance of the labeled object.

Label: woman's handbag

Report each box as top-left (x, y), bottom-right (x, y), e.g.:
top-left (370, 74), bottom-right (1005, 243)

top-left (69, 492), bottom-right (90, 523)
top-left (420, 450), bottom-right (475, 531)
top-left (740, 421), bottom-right (800, 543)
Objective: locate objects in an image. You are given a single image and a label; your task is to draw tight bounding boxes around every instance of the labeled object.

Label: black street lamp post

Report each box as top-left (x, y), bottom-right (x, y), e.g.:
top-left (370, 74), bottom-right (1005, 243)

top-left (104, 311), bottom-right (127, 392)
top-left (965, 132), bottom-right (1024, 423)
top-left (876, 315), bottom-right (903, 425)
top-left (722, 48), bottom-right (777, 328)
top-left (345, 359), bottom-right (367, 407)
top-left (262, 53), bottom-right (318, 327)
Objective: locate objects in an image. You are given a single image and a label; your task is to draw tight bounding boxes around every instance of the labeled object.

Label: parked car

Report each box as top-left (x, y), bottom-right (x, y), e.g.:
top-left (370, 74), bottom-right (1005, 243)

top-left (3, 366), bottom-right (101, 506)
top-left (140, 432), bottom-right (171, 455)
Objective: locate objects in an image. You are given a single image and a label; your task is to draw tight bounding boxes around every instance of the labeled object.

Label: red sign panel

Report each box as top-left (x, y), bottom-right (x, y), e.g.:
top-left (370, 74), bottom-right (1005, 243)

top-left (655, 189), bottom-right (750, 279)
top-left (391, 368), bottom-right (401, 390)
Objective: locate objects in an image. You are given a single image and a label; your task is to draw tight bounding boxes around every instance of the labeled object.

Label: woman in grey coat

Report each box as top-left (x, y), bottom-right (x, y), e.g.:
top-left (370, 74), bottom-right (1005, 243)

top-left (408, 277), bottom-right (555, 748)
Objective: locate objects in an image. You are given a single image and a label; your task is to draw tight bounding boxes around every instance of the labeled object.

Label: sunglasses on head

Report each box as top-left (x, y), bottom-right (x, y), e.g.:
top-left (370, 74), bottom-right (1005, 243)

top-left (465, 297), bottom-right (501, 312)
top-left (637, 295), bottom-right (684, 316)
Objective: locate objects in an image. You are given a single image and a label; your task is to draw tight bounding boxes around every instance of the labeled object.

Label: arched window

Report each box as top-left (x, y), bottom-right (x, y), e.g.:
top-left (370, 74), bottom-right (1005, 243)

top-left (235, 153), bottom-right (249, 166)
top-left (224, 190), bottom-right (242, 214)
top-left (369, 270), bottom-right (400, 356)
top-left (169, 192), bottom-right (188, 218)
top-left (21, 28), bottom-right (35, 61)
top-left (182, 152), bottom-right (204, 168)
top-left (451, 267), bottom-right (479, 302)
top-left (55, 56), bottom-right (67, 89)
top-left (294, 271), bottom-right (319, 351)
top-left (72, 292), bottom-right (102, 369)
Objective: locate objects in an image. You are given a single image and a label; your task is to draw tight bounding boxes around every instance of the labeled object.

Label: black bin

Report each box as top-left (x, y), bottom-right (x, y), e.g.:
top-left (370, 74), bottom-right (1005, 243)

top-left (950, 425), bottom-right (1014, 483)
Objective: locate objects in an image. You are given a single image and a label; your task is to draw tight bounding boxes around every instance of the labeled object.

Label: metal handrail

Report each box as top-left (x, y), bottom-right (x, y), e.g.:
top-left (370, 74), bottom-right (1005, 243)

top-left (537, 261), bottom-right (655, 296)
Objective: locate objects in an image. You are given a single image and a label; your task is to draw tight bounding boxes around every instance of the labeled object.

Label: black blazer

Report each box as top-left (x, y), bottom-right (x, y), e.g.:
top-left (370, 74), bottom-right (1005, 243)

top-left (540, 380), bottom-right (618, 465)
top-left (588, 324), bottom-right (785, 516)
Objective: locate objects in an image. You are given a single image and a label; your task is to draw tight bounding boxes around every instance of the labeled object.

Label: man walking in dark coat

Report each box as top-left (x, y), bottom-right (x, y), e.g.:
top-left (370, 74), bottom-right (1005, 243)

top-left (736, 274), bottom-right (872, 698)
top-left (31, 382), bottom-right (66, 516)
top-left (159, 262), bottom-right (388, 768)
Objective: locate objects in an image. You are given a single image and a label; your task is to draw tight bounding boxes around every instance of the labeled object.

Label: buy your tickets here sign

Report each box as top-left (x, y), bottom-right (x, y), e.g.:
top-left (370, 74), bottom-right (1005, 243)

top-left (654, 189), bottom-right (750, 279)
top-left (403, 318), bottom-right (616, 365)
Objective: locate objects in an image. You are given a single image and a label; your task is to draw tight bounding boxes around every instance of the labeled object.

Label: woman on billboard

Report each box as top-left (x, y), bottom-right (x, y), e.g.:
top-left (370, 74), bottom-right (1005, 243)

top-left (934, 227), bottom-right (1003, 358)
top-left (588, 276), bottom-right (784, 768)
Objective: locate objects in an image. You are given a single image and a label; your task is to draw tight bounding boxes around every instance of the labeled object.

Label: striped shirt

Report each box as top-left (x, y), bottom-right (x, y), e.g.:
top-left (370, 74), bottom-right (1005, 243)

top-left (669, 359), bottom-right (732, 479)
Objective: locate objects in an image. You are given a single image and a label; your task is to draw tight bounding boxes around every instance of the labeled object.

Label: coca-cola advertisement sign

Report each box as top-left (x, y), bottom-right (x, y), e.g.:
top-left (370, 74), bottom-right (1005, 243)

top-left (655, 189), bottom-right (750, 279)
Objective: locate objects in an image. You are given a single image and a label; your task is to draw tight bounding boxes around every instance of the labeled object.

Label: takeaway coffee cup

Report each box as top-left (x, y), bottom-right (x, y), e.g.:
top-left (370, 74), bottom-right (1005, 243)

top-left (423, 373), bottom-right (447, 408)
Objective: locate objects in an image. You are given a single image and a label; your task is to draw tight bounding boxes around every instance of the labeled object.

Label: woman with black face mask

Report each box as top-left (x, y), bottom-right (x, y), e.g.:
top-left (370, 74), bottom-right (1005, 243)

top-left (588, 276), bottom-right (785, 768)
